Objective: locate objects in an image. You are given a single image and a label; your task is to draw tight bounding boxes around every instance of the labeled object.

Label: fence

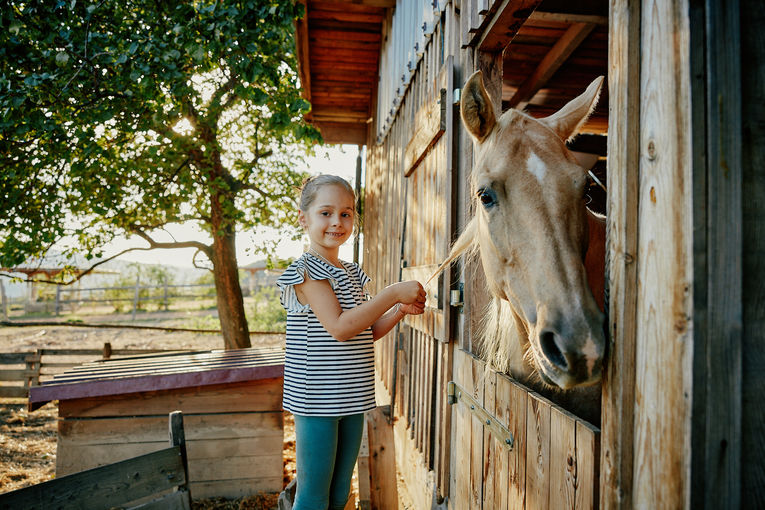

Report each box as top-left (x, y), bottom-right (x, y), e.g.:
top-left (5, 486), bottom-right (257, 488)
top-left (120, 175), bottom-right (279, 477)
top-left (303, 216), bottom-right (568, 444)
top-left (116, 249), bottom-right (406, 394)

top-left (0, 343), bottom-right (186, 399)
top-left (53, 280), bottom-right (216, 318)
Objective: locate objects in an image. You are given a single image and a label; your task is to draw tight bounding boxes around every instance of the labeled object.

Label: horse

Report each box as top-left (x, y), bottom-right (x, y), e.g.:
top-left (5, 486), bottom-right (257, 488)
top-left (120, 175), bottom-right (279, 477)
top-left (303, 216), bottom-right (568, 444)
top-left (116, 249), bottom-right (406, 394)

top-left (434, 71), bottom-right (607, 425)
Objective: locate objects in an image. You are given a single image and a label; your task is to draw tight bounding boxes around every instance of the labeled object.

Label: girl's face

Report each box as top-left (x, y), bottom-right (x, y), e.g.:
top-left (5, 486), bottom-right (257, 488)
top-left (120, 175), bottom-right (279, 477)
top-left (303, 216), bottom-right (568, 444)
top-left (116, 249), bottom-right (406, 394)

top-left (298, 184), bottom-right (355, 252)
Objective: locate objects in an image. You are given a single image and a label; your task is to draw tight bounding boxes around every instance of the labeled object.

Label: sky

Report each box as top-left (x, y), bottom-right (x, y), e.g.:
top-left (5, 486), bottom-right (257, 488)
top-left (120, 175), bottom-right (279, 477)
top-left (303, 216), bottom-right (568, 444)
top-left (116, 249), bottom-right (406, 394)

top-left (104, 144), bottom-right (364, 268)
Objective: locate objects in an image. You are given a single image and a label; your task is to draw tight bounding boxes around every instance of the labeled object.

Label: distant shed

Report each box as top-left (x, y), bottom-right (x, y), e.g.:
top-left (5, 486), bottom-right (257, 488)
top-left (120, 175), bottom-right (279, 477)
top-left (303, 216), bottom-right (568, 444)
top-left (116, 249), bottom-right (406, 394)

top-left (29, 347), bottom-right (285, 500)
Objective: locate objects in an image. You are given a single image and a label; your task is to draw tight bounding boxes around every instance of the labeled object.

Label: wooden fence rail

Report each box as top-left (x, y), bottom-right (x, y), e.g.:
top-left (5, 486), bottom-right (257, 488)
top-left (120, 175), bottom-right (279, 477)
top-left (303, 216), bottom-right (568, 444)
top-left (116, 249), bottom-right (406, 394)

top-left (0, 343), bottom-right (186, 400)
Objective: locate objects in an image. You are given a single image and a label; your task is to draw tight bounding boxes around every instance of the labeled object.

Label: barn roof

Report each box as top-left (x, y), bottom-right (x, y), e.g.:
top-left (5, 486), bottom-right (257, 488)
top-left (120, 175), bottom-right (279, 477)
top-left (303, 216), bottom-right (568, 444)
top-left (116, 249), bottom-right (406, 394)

top-left (295, 0), bottom-right (394, 145)
top-left (295, 0), bottom-right (608, 145)
top-left (29, 347), bottom-right (284, 409)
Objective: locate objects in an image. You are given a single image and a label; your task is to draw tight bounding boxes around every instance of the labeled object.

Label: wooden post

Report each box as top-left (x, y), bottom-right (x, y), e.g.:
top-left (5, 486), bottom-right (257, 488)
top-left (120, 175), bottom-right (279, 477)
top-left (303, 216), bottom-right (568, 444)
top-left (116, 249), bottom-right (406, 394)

top-left (131, 275), bottom-right (140, 321)
top-left (55, 285), bottom-right (61, 317)
top-left (102, 342), bottom-right (112, 359)
top-left (356, 418), bottom-right (371, 510)
top-left (689, 0), bottom-right (742, 507)
top-left (168, 411), bottom-right (191, 498)
top-left (163, 279), bottom-right (169, 311)
top-left (632, 0), bottom-right (694, 507)
top-left (0, 279), bottom-right (8, 321)
top-left (601, 0), bottom-right (640, 508)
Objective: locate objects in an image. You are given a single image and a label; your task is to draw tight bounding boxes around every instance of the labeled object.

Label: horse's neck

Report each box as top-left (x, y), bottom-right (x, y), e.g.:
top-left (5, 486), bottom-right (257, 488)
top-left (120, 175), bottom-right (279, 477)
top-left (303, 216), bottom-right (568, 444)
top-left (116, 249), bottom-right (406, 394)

top-left (585, 209), bottom-right (606, 311)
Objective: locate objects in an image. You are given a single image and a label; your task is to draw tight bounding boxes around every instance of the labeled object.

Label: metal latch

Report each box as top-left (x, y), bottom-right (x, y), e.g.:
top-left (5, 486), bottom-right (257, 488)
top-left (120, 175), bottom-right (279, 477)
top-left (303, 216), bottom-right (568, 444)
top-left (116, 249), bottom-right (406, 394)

top-left (447, 381), bottom-right (514, 450)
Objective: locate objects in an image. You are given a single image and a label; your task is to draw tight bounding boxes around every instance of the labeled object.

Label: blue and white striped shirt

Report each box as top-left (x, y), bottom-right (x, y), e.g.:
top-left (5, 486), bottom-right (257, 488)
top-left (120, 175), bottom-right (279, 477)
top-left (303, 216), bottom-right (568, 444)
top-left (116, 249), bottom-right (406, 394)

top-left (276, 253), bottom-right (376, 416)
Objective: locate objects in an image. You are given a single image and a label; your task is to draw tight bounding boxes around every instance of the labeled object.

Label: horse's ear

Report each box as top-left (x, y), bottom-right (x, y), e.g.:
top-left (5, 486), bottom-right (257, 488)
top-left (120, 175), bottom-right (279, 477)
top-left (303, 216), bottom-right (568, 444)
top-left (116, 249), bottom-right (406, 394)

top-left (461, 71), bottom-right (497, 143)
top-left (539, 76), bottom-right (604, 141)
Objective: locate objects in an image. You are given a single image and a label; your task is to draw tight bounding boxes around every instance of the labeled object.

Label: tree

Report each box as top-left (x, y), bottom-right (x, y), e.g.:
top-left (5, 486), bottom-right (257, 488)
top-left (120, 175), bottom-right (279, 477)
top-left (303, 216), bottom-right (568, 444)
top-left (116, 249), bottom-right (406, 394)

top-left (0, 1), bottom-right (320, 348)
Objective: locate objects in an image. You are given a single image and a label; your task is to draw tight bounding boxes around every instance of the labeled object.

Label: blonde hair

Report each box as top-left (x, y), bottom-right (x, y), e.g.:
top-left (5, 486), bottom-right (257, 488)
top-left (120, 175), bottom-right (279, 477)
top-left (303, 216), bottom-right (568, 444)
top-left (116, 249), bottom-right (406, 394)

top-left (298, 174), bottom-right (356, 212)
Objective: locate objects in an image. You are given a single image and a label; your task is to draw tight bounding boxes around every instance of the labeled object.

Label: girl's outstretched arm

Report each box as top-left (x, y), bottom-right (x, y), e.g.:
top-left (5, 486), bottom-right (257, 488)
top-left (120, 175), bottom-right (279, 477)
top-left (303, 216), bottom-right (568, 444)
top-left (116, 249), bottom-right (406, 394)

top-left (295, 277), bottom-right (425, 341)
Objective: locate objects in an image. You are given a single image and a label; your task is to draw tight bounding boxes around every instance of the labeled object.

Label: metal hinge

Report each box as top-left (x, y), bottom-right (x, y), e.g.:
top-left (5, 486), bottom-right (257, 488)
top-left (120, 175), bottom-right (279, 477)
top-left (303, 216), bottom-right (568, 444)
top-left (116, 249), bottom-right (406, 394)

top-left (447, 381), bottom-right (514, 450)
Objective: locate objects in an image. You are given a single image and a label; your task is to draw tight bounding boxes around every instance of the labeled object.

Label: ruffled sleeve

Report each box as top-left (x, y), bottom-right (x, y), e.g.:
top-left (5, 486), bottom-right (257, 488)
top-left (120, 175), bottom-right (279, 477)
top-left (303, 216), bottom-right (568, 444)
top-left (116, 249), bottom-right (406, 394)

top-left (276, 254), bottom-right (338, 313)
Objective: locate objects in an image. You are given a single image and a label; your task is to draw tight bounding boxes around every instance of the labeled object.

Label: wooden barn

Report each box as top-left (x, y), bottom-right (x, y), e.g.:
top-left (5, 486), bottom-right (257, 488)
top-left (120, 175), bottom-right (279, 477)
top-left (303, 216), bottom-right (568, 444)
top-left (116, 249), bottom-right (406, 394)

top-left (296, 0), bottom-right (763, 509)
top-left (28, 347), bottom-right (285, 500)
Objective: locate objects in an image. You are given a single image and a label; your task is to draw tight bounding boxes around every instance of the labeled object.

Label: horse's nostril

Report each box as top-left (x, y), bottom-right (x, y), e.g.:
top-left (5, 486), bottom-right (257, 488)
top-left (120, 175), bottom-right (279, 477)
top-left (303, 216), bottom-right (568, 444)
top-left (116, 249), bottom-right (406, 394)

top-left (539, 330), bottom-right (568, 371)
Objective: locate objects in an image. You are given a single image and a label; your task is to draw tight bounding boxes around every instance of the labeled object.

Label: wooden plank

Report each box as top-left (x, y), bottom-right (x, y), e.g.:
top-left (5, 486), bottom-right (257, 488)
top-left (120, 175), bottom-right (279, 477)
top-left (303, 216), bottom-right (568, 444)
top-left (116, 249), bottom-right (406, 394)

top-left (56, 436), bottom-right (281, 474)
top-left (58, 412), bottom-right (282, 445)
top-left (482, 370), bottom-right (498, 510)
top-left (506, 22), bottom-right (597, 109)
top-left (476, 0), bottom-right (543, 52)
top-left (0, 386), bottom-right (27, 398)
top-left (689, 1), bottom-right (743, 508)
top-left (403, 89), bottom-right (446, 177)
top-left (58, 379), bottom-right (282, 417)
top-left (549, 406), bottom-right (577, 510)
top-left (190, 477), bottom-right (284, 500)
top-left (632, 0), bottom-right (694, 506)
top-left (495, 375), bottom-right (528, 509)
top-left (740, 0), bottom-right (765, 502)
top-left (575, 420), bottom-right (600, 510)
top-left (468, 355), bottom-right (484, 510)
top-left (367, 407), bottom-right (398, 510)
top-left (453, 350), bottom-right (472, 509)
top-left (600, 0), bottom-right (640, 507)
top-left (0, 369), bottom-right (39, 380)
top-left (132, 490), bottom-right (190, 510)
top-left (526, 392), bottom-right (552, 510)
top-left (0, 447), bottom-right (184, 510)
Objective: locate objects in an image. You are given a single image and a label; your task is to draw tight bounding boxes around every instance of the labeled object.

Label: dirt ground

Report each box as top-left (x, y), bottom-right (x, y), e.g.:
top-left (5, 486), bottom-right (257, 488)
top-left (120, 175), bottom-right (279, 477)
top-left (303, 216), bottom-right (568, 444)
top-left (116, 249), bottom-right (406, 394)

top-left (0, 310), bottom-right (291, 509)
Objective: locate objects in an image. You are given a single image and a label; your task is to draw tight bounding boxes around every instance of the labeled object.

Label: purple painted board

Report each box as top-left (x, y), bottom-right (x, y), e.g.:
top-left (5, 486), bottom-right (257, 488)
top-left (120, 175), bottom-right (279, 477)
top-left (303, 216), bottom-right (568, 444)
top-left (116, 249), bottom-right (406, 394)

top-left (29, 347), bottom-right (285, 406)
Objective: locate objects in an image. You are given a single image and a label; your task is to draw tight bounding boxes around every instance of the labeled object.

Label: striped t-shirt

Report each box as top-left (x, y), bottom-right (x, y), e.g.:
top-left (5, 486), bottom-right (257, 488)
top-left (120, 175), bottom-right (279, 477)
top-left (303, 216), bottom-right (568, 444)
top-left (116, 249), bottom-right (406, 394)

top-left (276, 253), bottom-right (376, 416)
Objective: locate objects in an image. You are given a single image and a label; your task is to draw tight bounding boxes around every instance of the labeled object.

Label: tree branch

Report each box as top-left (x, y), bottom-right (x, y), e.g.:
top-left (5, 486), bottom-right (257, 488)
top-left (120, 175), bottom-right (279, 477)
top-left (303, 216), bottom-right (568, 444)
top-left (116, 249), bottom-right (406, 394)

top-left (131, 229), bottom-right (212, 256)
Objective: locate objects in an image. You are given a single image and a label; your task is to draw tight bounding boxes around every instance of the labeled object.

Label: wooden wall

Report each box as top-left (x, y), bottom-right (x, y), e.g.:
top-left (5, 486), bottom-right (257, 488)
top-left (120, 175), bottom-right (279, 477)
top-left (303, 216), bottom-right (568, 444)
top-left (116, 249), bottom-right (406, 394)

top-left (363, 0), bottom-right (762, 508)
top-left (56, 380), bottom-right (284, 499)
top-left (363, 1), bottom-right (601, 509)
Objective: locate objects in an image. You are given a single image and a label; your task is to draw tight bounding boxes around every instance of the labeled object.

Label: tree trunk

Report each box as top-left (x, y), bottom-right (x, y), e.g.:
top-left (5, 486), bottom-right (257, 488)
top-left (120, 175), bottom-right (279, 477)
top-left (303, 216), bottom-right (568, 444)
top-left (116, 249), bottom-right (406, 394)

top-left (211, 229), bottom-right (251, 349)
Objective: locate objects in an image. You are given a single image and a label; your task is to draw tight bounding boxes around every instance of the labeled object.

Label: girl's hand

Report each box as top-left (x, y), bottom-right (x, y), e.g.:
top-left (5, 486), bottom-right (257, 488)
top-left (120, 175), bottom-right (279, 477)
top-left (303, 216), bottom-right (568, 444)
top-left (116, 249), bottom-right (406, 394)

top-left (392, 280), bottom-right (426, 305)
top-left (399, 302), bottom-right (425, 315)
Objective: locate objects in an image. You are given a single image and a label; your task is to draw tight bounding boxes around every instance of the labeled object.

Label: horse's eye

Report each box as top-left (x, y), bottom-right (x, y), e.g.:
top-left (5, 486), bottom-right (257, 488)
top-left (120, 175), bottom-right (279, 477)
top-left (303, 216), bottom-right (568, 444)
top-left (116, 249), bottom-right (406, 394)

top-left (477, 188), bottom-right (497, 209)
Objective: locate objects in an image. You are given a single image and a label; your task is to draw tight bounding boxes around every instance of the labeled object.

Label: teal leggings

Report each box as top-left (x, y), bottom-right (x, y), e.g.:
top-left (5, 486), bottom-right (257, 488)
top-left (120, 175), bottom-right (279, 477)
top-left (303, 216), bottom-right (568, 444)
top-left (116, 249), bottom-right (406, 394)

top-left (293, 413), bottom-right (365, 510)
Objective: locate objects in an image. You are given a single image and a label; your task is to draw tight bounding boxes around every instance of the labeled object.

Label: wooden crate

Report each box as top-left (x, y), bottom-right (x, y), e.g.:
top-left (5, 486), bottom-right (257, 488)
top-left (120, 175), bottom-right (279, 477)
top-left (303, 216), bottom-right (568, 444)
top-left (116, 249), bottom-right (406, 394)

top-left (29, 347), bottom-right (285, 499)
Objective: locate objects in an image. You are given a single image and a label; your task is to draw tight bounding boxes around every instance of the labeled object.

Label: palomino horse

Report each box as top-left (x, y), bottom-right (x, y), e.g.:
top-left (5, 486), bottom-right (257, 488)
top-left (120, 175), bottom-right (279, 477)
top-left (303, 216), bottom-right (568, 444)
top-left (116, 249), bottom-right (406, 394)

top-left (436, 72), bottom-right (606, 425)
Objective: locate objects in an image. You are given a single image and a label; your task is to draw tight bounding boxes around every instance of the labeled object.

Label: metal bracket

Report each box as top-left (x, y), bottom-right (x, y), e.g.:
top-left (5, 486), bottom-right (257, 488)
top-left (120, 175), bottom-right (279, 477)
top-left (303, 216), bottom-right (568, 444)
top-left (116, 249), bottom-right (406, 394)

top-left (447, 381), bottom-right (514, 450)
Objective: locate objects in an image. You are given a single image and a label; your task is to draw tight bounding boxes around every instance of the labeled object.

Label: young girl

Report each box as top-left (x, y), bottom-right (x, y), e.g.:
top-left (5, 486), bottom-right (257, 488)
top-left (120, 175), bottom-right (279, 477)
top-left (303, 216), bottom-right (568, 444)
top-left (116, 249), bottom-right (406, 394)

top-left (277, 175), bottom-right (426, 510)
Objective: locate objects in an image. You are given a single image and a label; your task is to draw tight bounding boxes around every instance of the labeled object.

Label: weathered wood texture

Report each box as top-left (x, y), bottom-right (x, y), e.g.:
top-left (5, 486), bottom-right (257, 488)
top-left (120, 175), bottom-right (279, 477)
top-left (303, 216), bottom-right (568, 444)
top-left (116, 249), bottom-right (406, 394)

top-left (38, 349), bottom-right (285, 500)
top-left (600, 0), bottom-right (639, 508)
top-left (0, 412), bottom-right (190, 510)
top-left (56, 383), bottom-right (284, 499)
top-left (689, 0), bottom-right (743, 508)
top-left (451, 349), bottom-right (599, 509)
top-left (740, 0), bottom-right (765, 504)
top-left (365, 14), bottom-right (455, 506)
top-left (632, 0), bottom-right (693, 507)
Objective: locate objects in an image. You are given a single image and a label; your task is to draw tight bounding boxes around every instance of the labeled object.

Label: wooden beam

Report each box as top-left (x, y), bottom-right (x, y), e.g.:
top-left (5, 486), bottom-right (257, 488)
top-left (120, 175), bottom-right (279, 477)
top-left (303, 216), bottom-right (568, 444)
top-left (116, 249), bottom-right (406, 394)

top-left (315, 122), bottom-right (368, 145)
top-left (506, 22), bottom-right (596, 109)
top-left (295, 0), bottom-right (311, 103)
top-left (321, 0), bottom-right (395, 7)
top-left (600, 0), bottom-right (640, 508)
top-left (475, 0), bottom-right (543, 52)
top-left (528, 11), bottom-right (608, 26)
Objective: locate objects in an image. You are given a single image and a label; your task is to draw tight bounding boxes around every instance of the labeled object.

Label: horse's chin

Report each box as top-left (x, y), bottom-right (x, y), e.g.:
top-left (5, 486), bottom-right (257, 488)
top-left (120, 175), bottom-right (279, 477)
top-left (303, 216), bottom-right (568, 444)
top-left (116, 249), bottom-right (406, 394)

top-left (531, 349), bottom-right (602, 390)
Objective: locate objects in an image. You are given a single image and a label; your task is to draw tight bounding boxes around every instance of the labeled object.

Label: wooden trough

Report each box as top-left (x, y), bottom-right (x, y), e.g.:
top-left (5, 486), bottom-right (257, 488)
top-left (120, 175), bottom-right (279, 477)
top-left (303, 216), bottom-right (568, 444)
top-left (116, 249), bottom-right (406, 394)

top-left (29, 347), bottom-right (285, 500)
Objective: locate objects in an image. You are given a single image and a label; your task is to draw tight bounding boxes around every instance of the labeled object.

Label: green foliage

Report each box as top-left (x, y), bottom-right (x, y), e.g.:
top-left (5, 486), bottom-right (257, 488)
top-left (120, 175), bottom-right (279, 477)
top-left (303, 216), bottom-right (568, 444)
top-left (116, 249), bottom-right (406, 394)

top-left (0, 0), bottom-right (320, 270)
top-left (247, 286), bottom-right (286, 332)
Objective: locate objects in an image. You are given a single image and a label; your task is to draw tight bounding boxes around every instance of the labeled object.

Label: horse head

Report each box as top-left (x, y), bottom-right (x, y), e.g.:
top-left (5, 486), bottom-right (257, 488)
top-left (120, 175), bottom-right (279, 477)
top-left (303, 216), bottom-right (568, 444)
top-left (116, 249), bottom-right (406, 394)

top-left (445, 71), bottom-right (606, 391)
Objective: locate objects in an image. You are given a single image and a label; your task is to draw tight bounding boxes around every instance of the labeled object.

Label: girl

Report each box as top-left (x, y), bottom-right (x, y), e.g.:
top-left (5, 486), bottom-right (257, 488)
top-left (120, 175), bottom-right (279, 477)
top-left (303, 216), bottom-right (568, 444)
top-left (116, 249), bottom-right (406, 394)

top-left (277, 174), bottom-right (426, 510)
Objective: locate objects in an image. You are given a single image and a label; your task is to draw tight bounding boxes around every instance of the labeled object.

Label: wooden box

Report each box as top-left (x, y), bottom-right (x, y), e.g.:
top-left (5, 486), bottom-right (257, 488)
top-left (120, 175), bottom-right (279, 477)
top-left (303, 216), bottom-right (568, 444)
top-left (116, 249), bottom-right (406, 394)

top-left (29, 347), bottom-right (284, 499)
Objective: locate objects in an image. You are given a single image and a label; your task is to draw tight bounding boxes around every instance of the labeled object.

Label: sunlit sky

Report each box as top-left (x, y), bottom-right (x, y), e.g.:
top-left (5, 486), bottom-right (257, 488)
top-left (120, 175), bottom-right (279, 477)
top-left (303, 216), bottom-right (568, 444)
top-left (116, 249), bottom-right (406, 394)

top-left (104, 144), bottom-right (364, 268)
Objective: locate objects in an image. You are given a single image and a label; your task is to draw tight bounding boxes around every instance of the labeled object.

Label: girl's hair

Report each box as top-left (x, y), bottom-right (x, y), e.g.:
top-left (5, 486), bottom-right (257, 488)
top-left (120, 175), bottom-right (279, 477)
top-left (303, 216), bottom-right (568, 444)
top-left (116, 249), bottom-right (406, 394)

top-left (298, 174), bottom-right (356, 212)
